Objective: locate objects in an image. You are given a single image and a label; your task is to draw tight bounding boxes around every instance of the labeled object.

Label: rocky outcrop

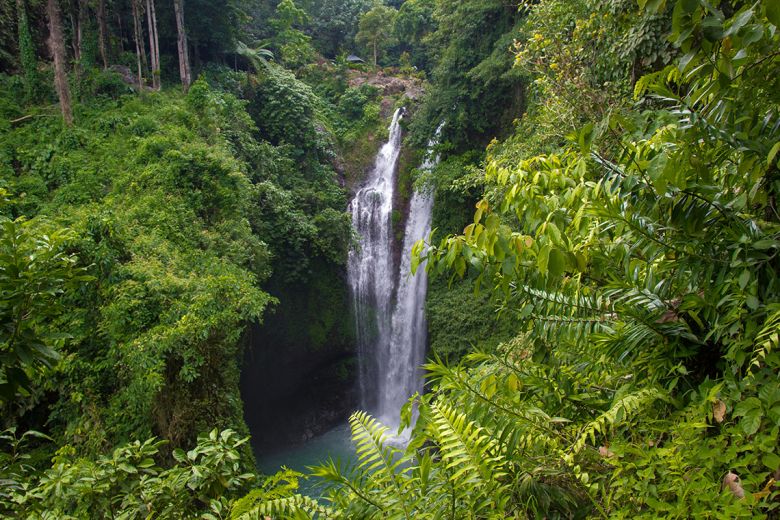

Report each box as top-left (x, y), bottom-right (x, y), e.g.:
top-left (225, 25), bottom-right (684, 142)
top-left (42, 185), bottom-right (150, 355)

top-left (348, 70), bottom-right (425, 101)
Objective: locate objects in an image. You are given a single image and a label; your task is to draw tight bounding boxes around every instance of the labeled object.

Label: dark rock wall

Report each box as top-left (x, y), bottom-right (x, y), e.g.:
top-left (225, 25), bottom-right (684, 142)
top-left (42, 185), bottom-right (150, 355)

top-left (241, 260), bottom-right (357, 454)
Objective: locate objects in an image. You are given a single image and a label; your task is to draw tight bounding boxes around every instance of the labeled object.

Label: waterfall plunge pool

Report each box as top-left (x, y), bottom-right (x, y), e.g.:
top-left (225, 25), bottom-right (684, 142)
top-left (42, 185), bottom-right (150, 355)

top-left (256, 417), bottom-right (414, 498)
top-left (257, 423), bottom-right (354, 497)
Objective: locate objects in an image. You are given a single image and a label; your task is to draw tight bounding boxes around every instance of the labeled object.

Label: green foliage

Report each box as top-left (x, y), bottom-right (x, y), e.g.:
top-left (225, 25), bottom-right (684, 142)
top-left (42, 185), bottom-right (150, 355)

top-left (232, 1), bottom-right (780, 518)
top-left (355, 3), bottom-right (399, 67)
top-left (229, 467), bottom-right (302, 518)
top-left (248, 65), bottom-right (329, 160)
top-left (6, 1), bottom-right (779, 518)
top-left (426, 276), bottom-right (516, 361)
top-left (410, 0), bottom-right (780, 516)
top-left (305, 0), bottom-right (374, 57)
top-left (288, 62), bottom-right (384, 189)
top-left (337, 84), bottom-right (380, 121)
top-left (408, 0), bottom-right (524, 151)
top-left (0, 0), bottom-right (15, 72)
top-left (0, 212), bottom-right (89, 401)
top-left (394, 0), bottom-right (436, 69)
top-left (235, 41), bottom-right (275, 74)
top-left (15, 0), bottom-right (40, 103)
top-left (1, 428), bottom-right (260, 518)
top-left (180, 0), bottom-right (255, 63)
top-left (0, 70), bottom-right (352, 455)
top-left (268, 0), bottom-right (317, 68)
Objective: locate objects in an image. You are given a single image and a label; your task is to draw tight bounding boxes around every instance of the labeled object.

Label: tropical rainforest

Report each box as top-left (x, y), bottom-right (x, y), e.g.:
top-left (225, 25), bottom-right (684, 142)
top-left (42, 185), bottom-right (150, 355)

top-left (1, 0), bottom-right (779, 518)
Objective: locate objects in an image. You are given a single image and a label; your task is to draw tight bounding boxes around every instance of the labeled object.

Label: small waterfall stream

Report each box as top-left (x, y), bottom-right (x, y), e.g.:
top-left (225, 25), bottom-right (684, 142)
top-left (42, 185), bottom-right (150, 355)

top-left (348, 109), bottom-right (439, 430)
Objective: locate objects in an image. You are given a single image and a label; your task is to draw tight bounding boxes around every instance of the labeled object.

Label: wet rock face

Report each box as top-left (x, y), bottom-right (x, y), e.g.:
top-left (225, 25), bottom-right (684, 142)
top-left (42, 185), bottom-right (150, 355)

top-left (240, 266), bottom-right (357, 454)
top-left (380, 98), bottom-right (395, 119)
top-left (241, 327), bottom-right (357, 452)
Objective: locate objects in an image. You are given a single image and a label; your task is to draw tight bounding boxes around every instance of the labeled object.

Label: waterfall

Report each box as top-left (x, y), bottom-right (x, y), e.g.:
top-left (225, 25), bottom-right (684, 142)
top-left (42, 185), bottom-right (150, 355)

top-left (348, 108), bottom-right (405, 418)
top-left (378, 189), bottom-right (431, 425)
top-left (348, 109), bottom-right (440, 431)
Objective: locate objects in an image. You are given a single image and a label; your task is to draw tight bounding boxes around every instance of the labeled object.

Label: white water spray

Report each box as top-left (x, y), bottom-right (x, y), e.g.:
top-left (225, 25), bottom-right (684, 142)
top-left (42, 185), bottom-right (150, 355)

top-left (348, 110), bottom-right (440, 431)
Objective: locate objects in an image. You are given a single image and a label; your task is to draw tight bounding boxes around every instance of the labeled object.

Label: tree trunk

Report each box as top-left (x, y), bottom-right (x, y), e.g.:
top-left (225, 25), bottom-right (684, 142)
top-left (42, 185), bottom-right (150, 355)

top-left (131, 0), bottom-right (144, 90)
top-left (77, 0), bottom-right (88, 67)
top-left (146, 0), bottom-right (160, 89)
top-left (69, 6), bottom-right (78, 63)
top-left (117, 11), bottom-right (125, 53)
top-left (373, 41), bottom-right (377, 68)
top-left (46, 0), bottom-right (73, 126)
top-left (97, 0), bottom-right (109, 69)
top-left (172, 0), bottom-right (191, 92)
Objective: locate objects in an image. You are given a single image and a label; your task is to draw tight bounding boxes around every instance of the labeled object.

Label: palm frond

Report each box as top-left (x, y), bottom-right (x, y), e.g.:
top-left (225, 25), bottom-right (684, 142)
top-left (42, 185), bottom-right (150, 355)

top-left (235, 41), bottom-right (274, 73)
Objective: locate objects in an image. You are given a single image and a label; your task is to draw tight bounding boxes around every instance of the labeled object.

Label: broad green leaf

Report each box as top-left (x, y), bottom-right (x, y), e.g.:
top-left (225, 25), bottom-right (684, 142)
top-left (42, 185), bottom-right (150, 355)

top-left (765, 0), bottom-right (780, 27)
top-left (741, 411), bottom-right (762, 435)
top-left (724, 8), bottom-right (754, 37)
top-left (733, 397), bottom-right (761, 417)
top-left (681, 0), bottom-right (698, 13)
top-left (768, 141), bottom-right (780, 166)
top-left (763, 452), bottom-right (780, 471)
top-left (738, 270), bottom-right (750, 289)
top-left (485, 214), bottom-right (500, 234)
top-left (548, 248), bottom-right (565, 277)
top-left (537, 244), bottom-right (551, 274)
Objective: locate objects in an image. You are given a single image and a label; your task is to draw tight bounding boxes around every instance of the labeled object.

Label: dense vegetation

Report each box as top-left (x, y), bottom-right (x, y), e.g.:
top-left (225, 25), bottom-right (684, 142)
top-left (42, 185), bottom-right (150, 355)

top-left (2, 0), bottom-right (779, 518)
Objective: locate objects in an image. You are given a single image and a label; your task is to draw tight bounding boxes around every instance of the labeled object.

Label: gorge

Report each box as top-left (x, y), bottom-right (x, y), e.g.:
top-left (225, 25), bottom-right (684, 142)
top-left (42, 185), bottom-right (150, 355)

top-left (254, 106), bottom-right (439, 471)
top-left (3, 1), bottom-right (778, 516)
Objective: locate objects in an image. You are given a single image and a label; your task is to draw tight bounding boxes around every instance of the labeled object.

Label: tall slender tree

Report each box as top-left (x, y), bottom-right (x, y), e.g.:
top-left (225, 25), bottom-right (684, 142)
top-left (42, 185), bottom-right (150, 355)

top-left (131, 0), bottom-right (144, 89)
top-left (97, 0), bottom-right (109, 69)
top-left (46, 0), bottom-right (73, 125)
top-left (116, 9), bottom-right (126, 53)
top-left (172, 0), bottom-right (191, 92)
top-left (146, 0), bottom-right (160, 89)
top-left (77, 0), bottom-right (88, 67)
top-left (355, 3), bottom-right (397, 67)
top-left (68, 1), bottom-right (79, 64)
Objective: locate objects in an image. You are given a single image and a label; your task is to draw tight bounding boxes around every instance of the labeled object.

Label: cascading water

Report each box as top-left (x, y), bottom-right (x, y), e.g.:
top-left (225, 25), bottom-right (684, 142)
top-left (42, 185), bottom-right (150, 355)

top-left (348, 108), bottom-right (405, 418)
top-left (348, 109), bottom-right (440, 431)
top-left (380, 145), bottom-right (439, 427)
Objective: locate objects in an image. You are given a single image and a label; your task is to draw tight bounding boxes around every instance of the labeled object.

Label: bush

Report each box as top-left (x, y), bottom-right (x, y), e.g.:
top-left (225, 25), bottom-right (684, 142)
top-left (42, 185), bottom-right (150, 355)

top-left (337, 84), bottom-right (379, 121)
top-left (85, 69), bottom-right (133, 100)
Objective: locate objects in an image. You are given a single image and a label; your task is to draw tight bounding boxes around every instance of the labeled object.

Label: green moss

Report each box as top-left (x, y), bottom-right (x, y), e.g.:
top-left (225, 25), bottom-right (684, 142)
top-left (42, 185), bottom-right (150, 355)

top-left (426, 277), bottom-right (516, 361)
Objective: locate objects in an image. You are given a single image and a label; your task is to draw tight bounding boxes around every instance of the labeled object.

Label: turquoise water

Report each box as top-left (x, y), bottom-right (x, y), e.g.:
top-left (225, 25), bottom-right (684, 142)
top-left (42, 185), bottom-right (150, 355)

top-left (257, 423), bottom-right (356, 497)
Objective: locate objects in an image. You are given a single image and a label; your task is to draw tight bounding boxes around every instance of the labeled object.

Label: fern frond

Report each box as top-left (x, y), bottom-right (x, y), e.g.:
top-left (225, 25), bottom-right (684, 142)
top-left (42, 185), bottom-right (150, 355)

top-left (235, 41), bottom-right (274, 73)
top-left (310, 458), bottom-right (386, 514)
top-left (748, 307), bottom-right (780, 376)
top-left (235, 494), bottom-right (335, 520)
top-left (569, 387), bottom-right (665, 458)
top-left (348, 412), bottom-right (412, 518)
top-left (634, 65), bottom-right (680, 100)
top-left (428, 402), bottom-right (505, 484)
top-left (349, 412), bottom-right (405, 478)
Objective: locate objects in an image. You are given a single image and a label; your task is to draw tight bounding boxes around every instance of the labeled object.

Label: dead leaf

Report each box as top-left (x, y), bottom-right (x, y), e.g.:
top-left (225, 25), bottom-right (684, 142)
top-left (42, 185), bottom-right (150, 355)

top-left (713, 399), bottom-right (726, 423)
top-left (753, 478), bottom-right (776, 501)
